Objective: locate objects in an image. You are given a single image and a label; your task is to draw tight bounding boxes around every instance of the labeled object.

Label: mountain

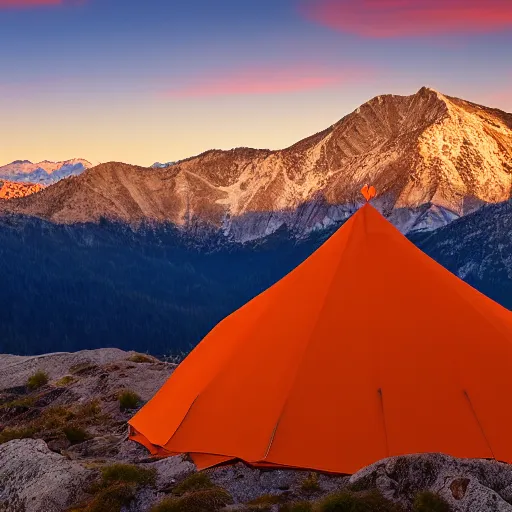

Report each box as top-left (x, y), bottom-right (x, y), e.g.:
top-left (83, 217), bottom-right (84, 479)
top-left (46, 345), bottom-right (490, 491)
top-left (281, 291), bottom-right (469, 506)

top-left (1, 198), bottom-right (511, 356)
top-left (0, 180), bottom-right (44, 200)
top-left (411, 199), bottom-right (512, 310)
top-left (0, 158), bottom-right (92, 186)
top-left (0, 215), bottom-right (319, 356)
top-left (1, 87), bottom-right (510, 241)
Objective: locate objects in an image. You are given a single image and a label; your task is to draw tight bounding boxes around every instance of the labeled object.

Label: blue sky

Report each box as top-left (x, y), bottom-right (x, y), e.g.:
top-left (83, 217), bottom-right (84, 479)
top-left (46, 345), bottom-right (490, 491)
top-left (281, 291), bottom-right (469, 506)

top-left (1, 0), bottom-right (511, 165)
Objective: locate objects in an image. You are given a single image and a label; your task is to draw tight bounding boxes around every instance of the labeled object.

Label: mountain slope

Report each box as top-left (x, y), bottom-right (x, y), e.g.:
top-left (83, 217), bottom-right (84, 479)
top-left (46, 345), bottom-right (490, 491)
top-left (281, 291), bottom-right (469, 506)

top-left (2, 88), bottom-right (511, 240)
top-left (411, 199), bottom-right (512, 309)
top-left (0, 158), bottom-right (92, 186)
top-left (0, 199), bottom-right (510, 356)
top-left (0, 215), bottom-right (317, 355)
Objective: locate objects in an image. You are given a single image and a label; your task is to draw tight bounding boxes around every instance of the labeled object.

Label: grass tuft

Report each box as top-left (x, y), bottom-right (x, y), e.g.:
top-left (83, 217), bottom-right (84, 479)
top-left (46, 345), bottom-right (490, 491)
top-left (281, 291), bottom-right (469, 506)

top-left (100, 463), bottom-right (157, 487)
top-left (55, 375), bottom-right (77, 387)
top-left (301, 472), bottom-right (321, 494)
top-left (316, 490), bottom-right (404, 512)
top-left (150, 487), bottom-right (232, 512)
top-left (128, 353), bottom-right (154, 363)
top-left (171, 472), bottom-right (213, 495)
top-left (0, 426), bottom-right (36, 444)
top-left (26, 370), bottom-right (49, 390)
top-left (279, 502), bottom-right (313, 512)
top-left (0, 396), bottom-right (36, 410)
top-left (82, 482), bottom-right (136, 512)
top-left (63, 426), bottom-right (91, 444)
top-left (118, 390), bottom-right (141, 411)
top-left (413, 491), bottom-right (452, 512)
top-left (248, 494), bottom-right (285, 506)
top-left (69, 363), bottom-right (100, 376)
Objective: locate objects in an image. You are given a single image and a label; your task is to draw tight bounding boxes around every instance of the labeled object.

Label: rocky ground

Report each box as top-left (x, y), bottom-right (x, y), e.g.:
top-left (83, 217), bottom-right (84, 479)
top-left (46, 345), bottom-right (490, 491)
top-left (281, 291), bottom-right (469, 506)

top-left (1, 349), bottom-right (512, 512)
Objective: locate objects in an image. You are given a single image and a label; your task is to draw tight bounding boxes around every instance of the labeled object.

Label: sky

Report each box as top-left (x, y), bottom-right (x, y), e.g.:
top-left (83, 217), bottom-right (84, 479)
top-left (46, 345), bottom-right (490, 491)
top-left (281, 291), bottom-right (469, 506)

top-left (1, 0), bottom-right (511, 167)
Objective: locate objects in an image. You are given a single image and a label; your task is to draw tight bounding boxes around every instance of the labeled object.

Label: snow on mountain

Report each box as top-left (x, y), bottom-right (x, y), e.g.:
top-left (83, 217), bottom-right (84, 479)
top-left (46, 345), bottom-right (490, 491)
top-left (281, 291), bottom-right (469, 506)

top-left (151, 161), bottom-right (176, 168)
top-left (0, 159), bottom-right (92, 186)
top-left (1, 87), bottom-right (511, 241)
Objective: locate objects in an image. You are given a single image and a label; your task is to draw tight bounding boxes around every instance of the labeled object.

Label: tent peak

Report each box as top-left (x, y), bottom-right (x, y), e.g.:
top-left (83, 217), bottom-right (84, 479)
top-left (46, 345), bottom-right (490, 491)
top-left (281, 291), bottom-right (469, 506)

top-left (361, 184), bottom-right (376, 202)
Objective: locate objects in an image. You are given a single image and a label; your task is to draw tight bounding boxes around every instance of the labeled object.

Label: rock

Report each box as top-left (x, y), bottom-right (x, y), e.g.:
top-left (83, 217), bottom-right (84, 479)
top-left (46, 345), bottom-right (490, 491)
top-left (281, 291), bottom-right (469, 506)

top-left (349, 453), bottom-right (512, 512)
top-left (147, 455), bottom-right (196, 490)
top-left (65, 435), bottom-right (123, 460)
top-left (46, 437), bottom-right (71, 453)
top-left (209, 463), bottom-right (347, 504)
top-left (114, 437), bottom-right (152, 463)
top-left (123, 486), bottom-right (160, 512)
top-left (0, 439), bottom-right (93, 512)
top-left (0, 349), bottom-right (134, 389)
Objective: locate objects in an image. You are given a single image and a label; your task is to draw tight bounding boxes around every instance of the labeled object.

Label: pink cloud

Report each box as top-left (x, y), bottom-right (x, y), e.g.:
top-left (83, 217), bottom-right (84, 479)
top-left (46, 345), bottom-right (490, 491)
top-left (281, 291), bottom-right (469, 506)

top-left (0, 0), bottom-right (62, 7)
top-left (299, 0), bottom-right (512, 37)
top-left (162, 65), bottom-right (373, 99)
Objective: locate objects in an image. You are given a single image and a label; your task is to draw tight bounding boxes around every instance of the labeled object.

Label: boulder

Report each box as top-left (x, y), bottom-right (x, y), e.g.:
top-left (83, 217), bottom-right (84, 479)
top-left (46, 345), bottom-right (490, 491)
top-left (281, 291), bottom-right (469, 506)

top-left (349, 453), bottom-right (512, 512)
top-left (147, 455), bottom-right (196, 490)
top-left (0, 439), bottom-right (93, 512)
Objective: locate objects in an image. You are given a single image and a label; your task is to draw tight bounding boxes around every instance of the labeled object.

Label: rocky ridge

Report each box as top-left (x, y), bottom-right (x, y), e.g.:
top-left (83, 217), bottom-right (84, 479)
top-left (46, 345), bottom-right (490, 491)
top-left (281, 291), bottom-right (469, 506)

top-left (0, 159), bottom-right (92, 186)
top-left (1, 349), bottom-right (512, 512)
top-left (1, 88), bottom-right (511, 241)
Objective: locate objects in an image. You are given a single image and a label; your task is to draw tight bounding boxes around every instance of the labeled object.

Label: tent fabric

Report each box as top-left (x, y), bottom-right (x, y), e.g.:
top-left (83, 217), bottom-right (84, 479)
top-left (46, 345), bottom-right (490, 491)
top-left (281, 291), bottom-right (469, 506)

top-left (128, 203), bottom-right (512, 474)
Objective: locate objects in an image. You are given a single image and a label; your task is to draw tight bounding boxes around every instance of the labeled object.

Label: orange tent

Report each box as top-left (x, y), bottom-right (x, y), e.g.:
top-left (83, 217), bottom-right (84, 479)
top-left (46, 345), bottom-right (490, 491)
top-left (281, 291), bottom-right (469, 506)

top-left (129, 202), bottom-right (512, 474)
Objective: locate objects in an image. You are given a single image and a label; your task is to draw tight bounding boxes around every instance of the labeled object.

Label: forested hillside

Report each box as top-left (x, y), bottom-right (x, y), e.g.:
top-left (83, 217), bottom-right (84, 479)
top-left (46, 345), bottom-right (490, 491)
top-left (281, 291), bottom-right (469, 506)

top-left (2, 200), bottom-right (511, 357)
top-left (0, 216), bottom-right (326, 355)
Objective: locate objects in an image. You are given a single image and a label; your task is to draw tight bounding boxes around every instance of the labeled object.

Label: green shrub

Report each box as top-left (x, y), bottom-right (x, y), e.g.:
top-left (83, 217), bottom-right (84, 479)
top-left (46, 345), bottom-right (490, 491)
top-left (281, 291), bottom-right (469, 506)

top-left (118, 390), bottom-right (141, 411)
top-left (128, 353), bottom-right (154, 363)
top-left (27, 370), bottom-right (49, 390)
top-left (316, 490), bottom-right (403, 512)
top-left (0, 426), bottom-right (36, 444)
top-left (301, 472), bottom-right (321, 493)
top-left (55, 375), bottom-right (77, 387)
top-left (279, 502), bottom-right (313, 512)
top-left (63, 426), bottom-right (90, 444)
top-left (171, 472), bottom-right (213, 495)
top-left (83, 482), bottom-right (136, 512)
top-left (413, 492), bottom-right (452, 512)
top-left (150, 488), bottom-right (232, 512)
top-left (100, 463), bottom-right (157, 487)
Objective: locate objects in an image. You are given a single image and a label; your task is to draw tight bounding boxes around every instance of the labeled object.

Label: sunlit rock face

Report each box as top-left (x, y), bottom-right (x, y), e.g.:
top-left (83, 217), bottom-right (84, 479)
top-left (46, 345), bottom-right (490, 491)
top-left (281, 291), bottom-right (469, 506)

top-left (1, 88), bottom-right (510, 240)
top-left (0, 180), bottom-right (44, 200)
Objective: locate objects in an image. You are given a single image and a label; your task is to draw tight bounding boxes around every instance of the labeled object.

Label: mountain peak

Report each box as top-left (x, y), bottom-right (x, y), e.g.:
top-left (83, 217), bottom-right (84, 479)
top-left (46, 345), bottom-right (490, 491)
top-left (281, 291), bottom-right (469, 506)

top-left (2, 89), bottom-right (511, 238)
top-left (417, 85), bottom-right (440, 95)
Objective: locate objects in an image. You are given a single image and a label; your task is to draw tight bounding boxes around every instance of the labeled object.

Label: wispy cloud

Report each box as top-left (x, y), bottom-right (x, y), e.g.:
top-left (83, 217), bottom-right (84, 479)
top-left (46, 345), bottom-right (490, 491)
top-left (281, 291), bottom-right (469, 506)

top-left (0, 0), bottom-right (63, 7)
top-left (161, 64), bottom-right (374, 99)
top-left (298, 0), bottom-right (512, 38)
